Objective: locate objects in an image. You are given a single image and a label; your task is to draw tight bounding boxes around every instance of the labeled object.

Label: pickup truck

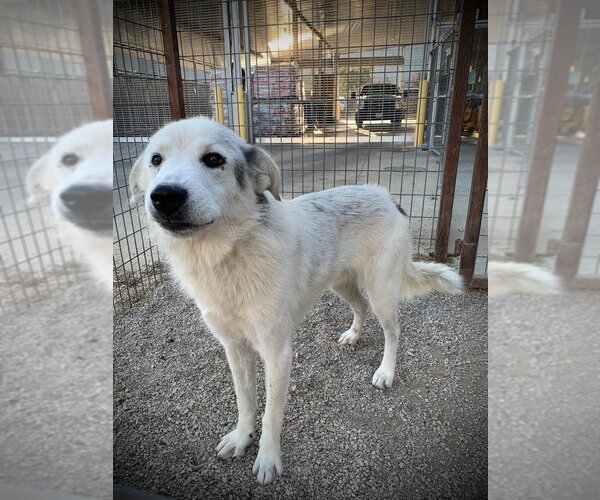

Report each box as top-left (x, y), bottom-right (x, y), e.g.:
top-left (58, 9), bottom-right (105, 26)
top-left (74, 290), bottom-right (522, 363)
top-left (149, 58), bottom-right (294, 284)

top-left (355, 84), bottom-right (407, 128)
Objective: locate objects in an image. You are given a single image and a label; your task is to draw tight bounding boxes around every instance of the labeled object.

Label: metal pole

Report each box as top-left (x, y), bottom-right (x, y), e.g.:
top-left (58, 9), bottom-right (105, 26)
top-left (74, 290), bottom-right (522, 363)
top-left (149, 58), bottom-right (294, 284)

top-left (414, 79), bottom-right (429, 147)
top-left (158, 0), bottom-right (185, 120)
top-left (74, 0), bottom-right (112, 120)
top-left (434, 0), bottom-right (477, 262)
top-left (554, 83), bottom-right (600, 283)
top-left (514, 0), bottom-right (582, 261)
top-left (221, 0), bottom-right (238, 129)
top-left (229, 0), bottom-right (247, 140)
top-left (241, 0), bottom-right (254, 142)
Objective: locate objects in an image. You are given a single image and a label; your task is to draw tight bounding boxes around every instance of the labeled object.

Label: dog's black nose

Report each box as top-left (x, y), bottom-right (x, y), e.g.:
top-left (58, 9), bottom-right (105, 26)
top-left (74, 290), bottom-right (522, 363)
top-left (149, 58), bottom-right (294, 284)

top-left (60, 184), bottom-right (112, 216)
top-left (150, 184), bottom-right (188, 216)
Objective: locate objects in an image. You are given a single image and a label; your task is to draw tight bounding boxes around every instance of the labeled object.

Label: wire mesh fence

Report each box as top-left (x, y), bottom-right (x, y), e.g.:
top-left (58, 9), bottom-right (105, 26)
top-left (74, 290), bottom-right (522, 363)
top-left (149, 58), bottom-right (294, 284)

top-left (113, 0), bottom-right (167, 306)
top-left (113, 0), bottom-right (488, 308)
top-left (489, 1), bottom-right (600, 284)
top-left (0, 0), bottom-right (112, 312)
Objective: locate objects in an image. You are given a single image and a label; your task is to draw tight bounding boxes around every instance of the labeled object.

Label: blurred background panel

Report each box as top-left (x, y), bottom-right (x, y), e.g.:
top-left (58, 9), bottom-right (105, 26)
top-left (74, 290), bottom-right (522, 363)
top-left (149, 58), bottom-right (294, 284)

top-left (489, 1), bottom-right (600, 498)
top-left (489, 0), bottom-right (600, 284)
top-left (0, 0), bottom-right (112, 311)
top-left (0, 1), bottom-right (113, 499)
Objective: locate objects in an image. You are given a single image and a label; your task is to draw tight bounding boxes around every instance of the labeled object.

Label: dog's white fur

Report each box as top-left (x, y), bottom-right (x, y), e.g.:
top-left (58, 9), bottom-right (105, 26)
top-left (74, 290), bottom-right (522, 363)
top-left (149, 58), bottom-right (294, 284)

top-left (27, 120), bottom-right (113, 290)
top-left (130, 117), bottom-right (462, 484)
top-left (488, 261), bottom-right (561, 296)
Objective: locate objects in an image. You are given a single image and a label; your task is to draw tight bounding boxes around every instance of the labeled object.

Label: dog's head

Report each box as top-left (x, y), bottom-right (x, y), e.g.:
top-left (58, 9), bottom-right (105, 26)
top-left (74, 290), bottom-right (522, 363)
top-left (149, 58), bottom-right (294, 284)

top-left (27, 120), bottom-right (113, 235)
top-left (130, 117), bottom-right (280, 237)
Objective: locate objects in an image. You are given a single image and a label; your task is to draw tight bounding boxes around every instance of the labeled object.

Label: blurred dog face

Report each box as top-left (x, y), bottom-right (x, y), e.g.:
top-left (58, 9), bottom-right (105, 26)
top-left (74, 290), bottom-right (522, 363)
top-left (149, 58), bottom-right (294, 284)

top-left (130, 117), bottom-right (280, 237)
top-left (27, 120), bottom-right (113, 234)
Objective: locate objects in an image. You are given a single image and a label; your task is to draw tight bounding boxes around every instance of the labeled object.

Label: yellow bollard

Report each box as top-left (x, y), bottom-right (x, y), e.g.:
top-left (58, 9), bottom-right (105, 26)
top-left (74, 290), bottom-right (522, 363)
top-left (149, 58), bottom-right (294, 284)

top-left (215, 86), bottom-right (225, 125)
top-left (489, 79), bottom-right (504, 145)
top-left (414, 79), bottom-right (429, 147)
top-left (236, 84), bottom-right (248, 142)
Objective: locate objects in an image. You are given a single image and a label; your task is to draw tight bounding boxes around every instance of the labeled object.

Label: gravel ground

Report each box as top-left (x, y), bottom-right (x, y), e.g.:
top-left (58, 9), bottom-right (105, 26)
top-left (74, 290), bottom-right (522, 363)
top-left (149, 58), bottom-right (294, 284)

top-left (0, 280), bottom-right (112, 499)
top-left (489, 290), bottom-right (600, 499)
top-left (114, 279), bottom-right (487, 498)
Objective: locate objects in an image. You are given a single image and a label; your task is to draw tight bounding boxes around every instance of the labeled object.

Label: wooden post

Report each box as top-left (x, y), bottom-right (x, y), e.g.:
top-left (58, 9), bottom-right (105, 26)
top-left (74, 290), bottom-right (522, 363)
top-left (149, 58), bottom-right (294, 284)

top-left (554, 84), bottom-right (600, 283)
top-left (514, 0), bottom-right (582, 261)
top-left (159, 0), bottom-right (185, 120)
top-left (74, 0), bottom-right (111, 120)
top-left (434, 0), bottom-right (477, 262)
top-left (460, 87), bottom-right (488, 282)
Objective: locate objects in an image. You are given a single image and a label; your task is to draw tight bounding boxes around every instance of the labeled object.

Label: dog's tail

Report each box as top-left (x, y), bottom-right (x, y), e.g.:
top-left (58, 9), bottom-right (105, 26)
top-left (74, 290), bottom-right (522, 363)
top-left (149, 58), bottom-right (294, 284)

top-left (488, 261), bottom-right (561, 296)
top-left (402, 261), bottom-right (463, 298)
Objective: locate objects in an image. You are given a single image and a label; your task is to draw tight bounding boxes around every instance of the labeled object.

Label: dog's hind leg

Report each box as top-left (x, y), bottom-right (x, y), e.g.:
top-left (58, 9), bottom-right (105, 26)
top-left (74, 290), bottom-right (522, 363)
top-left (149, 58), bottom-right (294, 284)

top-left (366, 279), bottom-right (401, 389)
top-left (332, 275), bottom-right (369, 345)
top-left (216, 339), bottom-right (257, 459)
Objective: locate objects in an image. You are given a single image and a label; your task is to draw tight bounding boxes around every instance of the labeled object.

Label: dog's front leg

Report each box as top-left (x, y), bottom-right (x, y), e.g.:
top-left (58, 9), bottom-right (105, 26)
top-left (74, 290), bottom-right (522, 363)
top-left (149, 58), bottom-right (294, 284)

top-left (216, 340), bottom-right (257, 459)
top-left (253, 341), bottom-right (292, 485)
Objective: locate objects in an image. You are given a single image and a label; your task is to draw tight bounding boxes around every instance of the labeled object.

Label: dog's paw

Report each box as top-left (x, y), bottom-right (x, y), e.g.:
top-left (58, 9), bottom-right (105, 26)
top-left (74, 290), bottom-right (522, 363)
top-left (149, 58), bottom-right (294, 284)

top-left (252, 447), bottom-right (283, 485)
top-left (371, 366), bottom-right (394, 389)
top-left (338, 328), bottom-right (360, 345)
top-left (216, 427), bottom-right (254, 459)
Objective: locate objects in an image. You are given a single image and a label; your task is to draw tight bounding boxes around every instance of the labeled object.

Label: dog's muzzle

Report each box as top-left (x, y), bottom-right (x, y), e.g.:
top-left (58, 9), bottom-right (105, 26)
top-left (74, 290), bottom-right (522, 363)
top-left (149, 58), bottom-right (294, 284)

top-left (59, 184), bottom-right (113, 233)
top-left (150, 184), bottom-right (213, 234)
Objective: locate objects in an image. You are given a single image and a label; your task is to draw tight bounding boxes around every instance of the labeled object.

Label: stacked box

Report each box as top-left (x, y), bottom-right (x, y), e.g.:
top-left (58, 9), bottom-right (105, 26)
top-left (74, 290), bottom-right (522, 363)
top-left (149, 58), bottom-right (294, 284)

top-left (251, 64), bottom-right (304, 136)
top-left (252, 102), bottom-right (304, 137)
top-left (252, 65), bottom-right (301, 99)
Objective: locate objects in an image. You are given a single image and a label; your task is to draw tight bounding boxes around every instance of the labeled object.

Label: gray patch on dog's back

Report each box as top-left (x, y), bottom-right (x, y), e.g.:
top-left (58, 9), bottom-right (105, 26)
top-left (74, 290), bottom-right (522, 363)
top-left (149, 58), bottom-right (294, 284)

top-left (308, 201), bottom-right (325, 212)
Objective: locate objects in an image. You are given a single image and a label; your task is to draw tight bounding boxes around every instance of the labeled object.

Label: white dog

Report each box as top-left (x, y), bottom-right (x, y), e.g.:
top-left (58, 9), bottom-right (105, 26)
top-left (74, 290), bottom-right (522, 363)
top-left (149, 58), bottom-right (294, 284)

top-left (130, 117), bottom-right (462, 484)
top-left (27, 120), bottom-right (113, 290)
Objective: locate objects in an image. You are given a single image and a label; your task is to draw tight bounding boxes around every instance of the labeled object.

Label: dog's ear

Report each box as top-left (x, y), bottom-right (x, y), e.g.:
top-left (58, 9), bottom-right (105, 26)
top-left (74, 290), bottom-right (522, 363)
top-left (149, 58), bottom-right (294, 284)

top-left (129, 156), bottom-right (146, 204)
top-left (245, 146), bottom-right (281, 201)
top-left (26, 152), bottom-right (50, 204)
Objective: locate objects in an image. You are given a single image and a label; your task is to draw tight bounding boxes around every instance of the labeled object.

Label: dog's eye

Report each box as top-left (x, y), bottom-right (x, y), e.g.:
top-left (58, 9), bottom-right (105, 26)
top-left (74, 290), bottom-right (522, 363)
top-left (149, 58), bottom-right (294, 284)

top-left (61, 154), bottom-right (79, 167)
top-left (202, 153), bottom-right (225, 168)
top-left (151, 154), bottom-right (163, 167)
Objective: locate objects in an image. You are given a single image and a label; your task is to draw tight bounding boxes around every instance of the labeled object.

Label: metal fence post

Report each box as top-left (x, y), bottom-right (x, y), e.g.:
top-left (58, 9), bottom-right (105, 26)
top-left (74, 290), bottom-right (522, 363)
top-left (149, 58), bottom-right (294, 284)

top-left (434, 0), bottom-right (477, 262)
top-left (514, 0), bottom-right (582, 262)
top-left (159, 0), bottom-right (186, 120)
top-left (74, 0), bottom-right (112, 120)
top-left (554, 83), bottom-right (600, 283)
